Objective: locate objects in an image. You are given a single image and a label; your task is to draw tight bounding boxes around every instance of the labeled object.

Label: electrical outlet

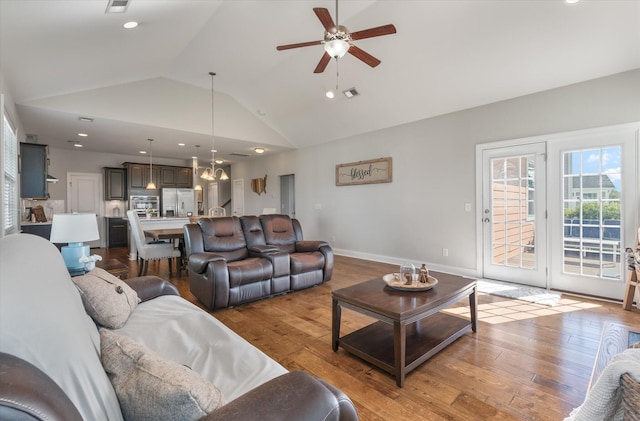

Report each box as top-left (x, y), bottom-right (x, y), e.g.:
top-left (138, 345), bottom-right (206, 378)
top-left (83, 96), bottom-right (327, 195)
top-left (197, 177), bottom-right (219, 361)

top-left (442, 248), bottom-right (449, 257)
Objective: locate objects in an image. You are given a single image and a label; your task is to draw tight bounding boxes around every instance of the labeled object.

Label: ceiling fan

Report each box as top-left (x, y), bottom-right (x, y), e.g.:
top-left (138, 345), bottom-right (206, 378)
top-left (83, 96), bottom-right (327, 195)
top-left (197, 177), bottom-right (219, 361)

top-left (276, 0), bottom-right (396, 73)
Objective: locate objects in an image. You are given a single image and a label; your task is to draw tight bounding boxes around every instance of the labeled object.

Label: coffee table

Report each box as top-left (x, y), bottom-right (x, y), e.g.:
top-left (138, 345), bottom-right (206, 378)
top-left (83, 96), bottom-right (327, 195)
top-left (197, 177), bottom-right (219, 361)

top-left (332, 271), bottom-right (477, 387)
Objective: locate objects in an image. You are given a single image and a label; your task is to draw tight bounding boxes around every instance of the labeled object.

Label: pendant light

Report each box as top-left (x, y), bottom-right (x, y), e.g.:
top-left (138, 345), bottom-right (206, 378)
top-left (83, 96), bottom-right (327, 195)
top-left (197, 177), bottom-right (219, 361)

top-left (200, 72), bottom-right (229, 182)
top-left (146, 138), bottom-right (157, 189)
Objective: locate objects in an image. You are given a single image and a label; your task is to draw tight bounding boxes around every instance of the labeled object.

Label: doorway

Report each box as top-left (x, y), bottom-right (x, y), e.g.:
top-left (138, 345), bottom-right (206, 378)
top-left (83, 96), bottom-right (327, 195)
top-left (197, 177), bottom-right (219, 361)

top-left (231, 179), bottom-right (244, 216)
top-left (280, 174), bottom-right (295, 217)
top-left (479, 143), bottom-right (547, 287)
top-left (67, 172), bottom-right (102, 248)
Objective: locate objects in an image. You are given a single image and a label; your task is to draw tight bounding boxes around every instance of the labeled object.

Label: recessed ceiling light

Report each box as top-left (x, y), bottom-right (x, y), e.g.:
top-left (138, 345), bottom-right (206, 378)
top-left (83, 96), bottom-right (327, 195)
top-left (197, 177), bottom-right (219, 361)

top-left (123, 21), bottom-right (138, 29)
top-left (564, 0), bottom-right (580, 4)
top-left (178, 143), bottom-right (185, 146)
top-left (215, 159), bottom-right (224, 164)
top-left (78, 133), bottom-right (88, 137)
top-left (254, 147), bottom-right (265, 154)
top-left (74, 143), bottom-right (83, 148)
top-left (325, 91), bottom-right (335, 99)
top-left (78, 117), bottom-right (94, 123)
top-left (191, 156), bottom-right (198, 159)
top-left (210, 149), bottom-right (217, 153)
top-left (139, 150), bottom-right (147, 154)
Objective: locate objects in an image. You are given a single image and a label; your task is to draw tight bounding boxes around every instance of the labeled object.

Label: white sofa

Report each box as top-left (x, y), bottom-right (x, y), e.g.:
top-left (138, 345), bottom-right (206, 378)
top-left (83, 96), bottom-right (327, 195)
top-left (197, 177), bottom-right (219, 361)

top-left (0, 234), bottom-right (358, 420)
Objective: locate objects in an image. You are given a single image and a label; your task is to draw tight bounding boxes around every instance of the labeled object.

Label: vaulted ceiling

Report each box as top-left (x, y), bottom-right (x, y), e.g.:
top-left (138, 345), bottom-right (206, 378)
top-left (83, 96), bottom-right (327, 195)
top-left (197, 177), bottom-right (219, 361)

top-left (1, 0), bottom-right (639, 164)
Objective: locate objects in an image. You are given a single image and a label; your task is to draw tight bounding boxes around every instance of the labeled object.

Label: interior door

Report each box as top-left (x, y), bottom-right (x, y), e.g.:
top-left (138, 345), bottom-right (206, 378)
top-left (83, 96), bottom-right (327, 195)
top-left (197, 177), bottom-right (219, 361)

top-left (231, 179), bottom-right (244, 216)
top-left (279, 174), bottom-right (295, 217)
top-left (207, 182), bottom-right (219, 213)
top-left (67, 172), bottom-right (102, 248)
top-left (481, 143), bottom-right (547, 287)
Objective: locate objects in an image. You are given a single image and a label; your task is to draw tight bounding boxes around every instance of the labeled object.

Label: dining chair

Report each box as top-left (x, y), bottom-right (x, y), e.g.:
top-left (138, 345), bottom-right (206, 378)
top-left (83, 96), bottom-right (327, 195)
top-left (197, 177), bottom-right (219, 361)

top-left (126, 210), bottom-right (181, 276)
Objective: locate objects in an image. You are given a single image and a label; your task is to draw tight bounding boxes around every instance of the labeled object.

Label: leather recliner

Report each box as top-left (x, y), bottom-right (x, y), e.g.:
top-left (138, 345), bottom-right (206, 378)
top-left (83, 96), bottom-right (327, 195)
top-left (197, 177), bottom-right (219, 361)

top-left (184, 216), bottom-right (285, 310)
top-left (259, 214), bottom-right (334, 290)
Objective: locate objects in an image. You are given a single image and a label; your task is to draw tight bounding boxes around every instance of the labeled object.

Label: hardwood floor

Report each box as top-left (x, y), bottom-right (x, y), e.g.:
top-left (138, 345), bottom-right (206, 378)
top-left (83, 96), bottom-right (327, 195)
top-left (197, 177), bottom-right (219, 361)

top-left (98, 247), bottom-right (640, 421)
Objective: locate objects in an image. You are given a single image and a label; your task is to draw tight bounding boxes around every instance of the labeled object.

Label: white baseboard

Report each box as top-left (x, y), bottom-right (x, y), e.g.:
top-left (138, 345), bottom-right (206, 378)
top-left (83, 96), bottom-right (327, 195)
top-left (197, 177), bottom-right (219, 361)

top-left (332, 248), bottom-right (479, 279)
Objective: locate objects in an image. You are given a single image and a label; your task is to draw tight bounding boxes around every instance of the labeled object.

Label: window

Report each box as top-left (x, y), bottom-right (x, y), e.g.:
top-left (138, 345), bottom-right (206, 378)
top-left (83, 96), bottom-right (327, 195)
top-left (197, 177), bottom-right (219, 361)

top-left (3, 112), bottom-right (18, 236)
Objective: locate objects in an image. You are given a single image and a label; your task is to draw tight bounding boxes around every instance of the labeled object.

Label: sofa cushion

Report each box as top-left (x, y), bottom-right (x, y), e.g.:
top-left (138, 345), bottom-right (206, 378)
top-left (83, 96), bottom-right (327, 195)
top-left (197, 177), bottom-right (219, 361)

top-left (290, 252), bottom-right (325, 275)
top-left (100, 328), bottom-right (224, 421)
top-left (227, 257), bottom-right (273, 287)
top-left (0, 234), bottom-right (124, 421)
top-left (115, 294), bottom-right (288, 402)
top-left (72, 267), bottom-right (140, 329)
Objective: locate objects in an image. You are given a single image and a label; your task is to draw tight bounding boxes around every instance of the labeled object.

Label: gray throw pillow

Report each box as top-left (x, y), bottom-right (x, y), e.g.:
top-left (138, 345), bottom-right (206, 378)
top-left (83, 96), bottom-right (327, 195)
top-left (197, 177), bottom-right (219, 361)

top-left (100, 329), bottom-right (224, 421)
top-left (72, 267), bottom-right (140, 329)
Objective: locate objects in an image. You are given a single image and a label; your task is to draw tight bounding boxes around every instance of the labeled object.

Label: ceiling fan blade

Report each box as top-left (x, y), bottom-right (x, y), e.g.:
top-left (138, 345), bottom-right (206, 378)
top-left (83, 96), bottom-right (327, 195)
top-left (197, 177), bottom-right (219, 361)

top-left (350, 24), bottom-right (397, 40)
top-left (348, 45), bottom-right (381, 68)
top-left (313, 52), bottom-right (332, 73)
top-left (276, 40), bottom-right (323, 51)
top-left (313, 7), bottom-right (336, 33)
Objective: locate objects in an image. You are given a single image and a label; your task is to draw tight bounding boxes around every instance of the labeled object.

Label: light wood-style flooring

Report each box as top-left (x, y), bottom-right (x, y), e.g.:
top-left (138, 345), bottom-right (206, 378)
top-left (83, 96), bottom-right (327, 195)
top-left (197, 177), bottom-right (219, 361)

top-left (98, 247), bottom-right (640, 421)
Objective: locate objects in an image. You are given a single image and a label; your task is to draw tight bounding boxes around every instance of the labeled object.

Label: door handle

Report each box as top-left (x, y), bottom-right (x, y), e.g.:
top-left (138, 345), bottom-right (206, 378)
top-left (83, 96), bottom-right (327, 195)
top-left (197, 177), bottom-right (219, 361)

top-left (483, 218), bottom-right (490, 223)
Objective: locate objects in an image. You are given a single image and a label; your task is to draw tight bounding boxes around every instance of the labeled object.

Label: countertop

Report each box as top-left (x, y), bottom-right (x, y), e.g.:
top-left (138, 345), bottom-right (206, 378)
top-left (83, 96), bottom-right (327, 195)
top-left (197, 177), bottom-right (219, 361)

top-left (20, 221), bottom-right (52, 226)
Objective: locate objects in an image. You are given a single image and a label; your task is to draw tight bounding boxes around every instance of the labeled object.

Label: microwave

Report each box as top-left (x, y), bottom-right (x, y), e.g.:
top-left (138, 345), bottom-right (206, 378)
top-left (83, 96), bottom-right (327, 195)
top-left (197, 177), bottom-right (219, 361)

top-left (129, 195), bottom-right (160, 217)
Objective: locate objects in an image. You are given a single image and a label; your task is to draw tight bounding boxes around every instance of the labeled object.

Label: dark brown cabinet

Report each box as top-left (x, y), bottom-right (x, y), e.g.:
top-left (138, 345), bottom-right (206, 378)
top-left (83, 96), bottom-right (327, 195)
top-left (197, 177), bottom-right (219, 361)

top-left (124, 162), bottom-right (192, 194)
top-left (175, 167), bottom-right (192, 187)
top-left (20, 143), bottom-right (48, 199)
top-left (104, 167), bottom-right (127, 200)
top-left (106, 217), bottom-right (128, 248)
top-left (20, 223), bottom-right (51, 240)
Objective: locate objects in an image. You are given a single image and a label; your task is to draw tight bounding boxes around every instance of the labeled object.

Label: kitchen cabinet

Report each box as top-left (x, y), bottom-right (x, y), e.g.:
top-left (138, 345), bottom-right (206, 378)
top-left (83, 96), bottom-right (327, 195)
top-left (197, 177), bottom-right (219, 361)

top-left (104, 167), bottom-right (127, 200)
top-left (20, 143), bottom-right (48, 199)
top-left (105, 217), bottom-right (128, 248)
top-left (21, 223), bottom-right (52, 240)
top-left (124, 162), bottom-right (192, 193)
top-left (175, 167), bottom-right (192, 187)
top-left (125, 163), bottom-right (159, 193)
top-left (160, 166), bottom-right (193, 188)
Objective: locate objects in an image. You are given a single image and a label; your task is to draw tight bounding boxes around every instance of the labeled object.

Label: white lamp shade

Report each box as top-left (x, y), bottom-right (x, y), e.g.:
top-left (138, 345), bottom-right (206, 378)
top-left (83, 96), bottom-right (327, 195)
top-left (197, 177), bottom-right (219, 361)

top-left (50, 213), bottom-right (100, 243)
top-left (324, 39), bottom-right (349, 59)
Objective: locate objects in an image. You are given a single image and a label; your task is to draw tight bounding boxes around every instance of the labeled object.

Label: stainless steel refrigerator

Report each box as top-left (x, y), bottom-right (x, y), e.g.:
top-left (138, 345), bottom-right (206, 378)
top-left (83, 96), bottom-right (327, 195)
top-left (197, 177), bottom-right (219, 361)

top-left (161, 188), bottom-right (196, 217)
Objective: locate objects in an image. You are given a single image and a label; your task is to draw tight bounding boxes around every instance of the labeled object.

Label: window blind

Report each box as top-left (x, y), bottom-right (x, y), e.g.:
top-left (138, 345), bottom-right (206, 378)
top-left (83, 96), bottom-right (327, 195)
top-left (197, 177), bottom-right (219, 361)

top-left (3, 113), bottom-right (18, 235)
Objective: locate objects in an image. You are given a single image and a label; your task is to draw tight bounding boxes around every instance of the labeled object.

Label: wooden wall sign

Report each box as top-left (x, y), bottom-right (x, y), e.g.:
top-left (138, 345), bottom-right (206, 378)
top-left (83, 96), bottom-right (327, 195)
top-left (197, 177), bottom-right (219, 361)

top-left (336, 157), bottom-right (392, 186)
top-left (251, 174), bottom-right (267, 195)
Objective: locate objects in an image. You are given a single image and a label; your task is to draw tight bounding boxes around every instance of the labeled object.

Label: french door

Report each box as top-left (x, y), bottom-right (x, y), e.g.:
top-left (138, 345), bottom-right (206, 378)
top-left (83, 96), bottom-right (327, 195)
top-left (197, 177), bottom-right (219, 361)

top-left (548, 124), bottom-right (639, 299)
top-left (480, 143), bottom-right (547, 287)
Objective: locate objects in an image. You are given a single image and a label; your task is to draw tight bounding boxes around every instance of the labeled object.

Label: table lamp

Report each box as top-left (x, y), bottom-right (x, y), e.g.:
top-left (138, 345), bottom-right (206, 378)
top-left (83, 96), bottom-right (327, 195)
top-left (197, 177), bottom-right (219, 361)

top-left (49, 213), bottom-right (99, 273)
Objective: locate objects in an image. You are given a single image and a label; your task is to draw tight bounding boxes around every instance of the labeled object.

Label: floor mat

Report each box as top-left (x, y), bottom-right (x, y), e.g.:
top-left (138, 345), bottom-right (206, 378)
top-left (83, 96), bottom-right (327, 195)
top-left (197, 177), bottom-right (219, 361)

top-left (476, 279), bottom-right (562, 306)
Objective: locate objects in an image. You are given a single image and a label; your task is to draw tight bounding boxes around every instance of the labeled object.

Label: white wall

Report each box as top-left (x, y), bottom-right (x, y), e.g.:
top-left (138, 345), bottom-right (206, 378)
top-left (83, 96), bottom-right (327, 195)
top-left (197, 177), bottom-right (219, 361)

top-left (232, 69), bottom-right (640, 276)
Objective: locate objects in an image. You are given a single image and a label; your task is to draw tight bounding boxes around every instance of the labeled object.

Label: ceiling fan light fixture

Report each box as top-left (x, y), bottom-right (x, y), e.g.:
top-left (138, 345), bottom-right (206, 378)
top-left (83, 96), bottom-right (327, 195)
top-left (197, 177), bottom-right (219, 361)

top-left (324, 39), bottom-right (349, 59)
top-left (326, 90), bottom-right (335, 99)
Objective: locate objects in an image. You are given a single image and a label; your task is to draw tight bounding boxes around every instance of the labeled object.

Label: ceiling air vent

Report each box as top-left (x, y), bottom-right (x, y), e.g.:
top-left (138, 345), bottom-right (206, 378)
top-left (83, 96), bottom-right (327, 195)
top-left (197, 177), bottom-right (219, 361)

top-left (230, 153), bottom-right (250, 157)
top-left (105, 0), bottom-right (130, 13)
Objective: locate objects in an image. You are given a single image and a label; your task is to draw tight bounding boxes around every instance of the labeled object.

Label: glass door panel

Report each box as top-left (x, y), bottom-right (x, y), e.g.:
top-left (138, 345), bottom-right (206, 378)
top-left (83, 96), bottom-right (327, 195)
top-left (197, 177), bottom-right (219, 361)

top-left (482, 143), bottom-right (546, 287)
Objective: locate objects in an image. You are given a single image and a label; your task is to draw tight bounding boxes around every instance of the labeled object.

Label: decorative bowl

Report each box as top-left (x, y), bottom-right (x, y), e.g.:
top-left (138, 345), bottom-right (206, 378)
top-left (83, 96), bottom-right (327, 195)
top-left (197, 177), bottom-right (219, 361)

top-left (382, 273), bottom-right (438, 291)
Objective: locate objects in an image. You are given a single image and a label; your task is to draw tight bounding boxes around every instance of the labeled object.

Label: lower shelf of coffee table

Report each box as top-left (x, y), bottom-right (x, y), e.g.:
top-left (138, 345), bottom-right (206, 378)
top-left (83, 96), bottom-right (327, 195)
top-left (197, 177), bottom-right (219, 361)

top-left (338, 312), bottom-right (471, 375)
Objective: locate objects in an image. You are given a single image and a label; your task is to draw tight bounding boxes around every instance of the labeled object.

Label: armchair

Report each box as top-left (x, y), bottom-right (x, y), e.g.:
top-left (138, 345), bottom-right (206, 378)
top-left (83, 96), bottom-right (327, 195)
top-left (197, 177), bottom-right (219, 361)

top-left (259, 214), bottom-right (334, 290)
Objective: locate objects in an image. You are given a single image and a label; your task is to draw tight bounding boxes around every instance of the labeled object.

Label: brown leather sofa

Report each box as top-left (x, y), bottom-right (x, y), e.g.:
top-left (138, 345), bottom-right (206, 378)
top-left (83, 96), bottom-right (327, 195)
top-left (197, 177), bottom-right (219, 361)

top-left (184, 215), bottom-right (333, 310)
